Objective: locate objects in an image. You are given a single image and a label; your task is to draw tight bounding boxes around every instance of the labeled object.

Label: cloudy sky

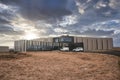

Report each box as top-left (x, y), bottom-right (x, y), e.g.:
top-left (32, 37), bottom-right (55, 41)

top-left (0, 0), bottom-right (120, 48)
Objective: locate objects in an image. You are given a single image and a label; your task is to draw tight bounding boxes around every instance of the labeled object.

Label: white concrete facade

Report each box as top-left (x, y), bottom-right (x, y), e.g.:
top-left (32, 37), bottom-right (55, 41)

top-left (74, 37), bottom-right (113, 51)
top-left (0, 46), bottom-right (9, 52)
top-left (14, 40), bottom-right (59, 52)
top-left (14, 36), bottom-right (113, 52)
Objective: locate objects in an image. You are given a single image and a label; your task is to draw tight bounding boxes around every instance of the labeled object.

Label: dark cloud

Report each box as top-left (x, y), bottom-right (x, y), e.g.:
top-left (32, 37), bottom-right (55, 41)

top-left (95, 6), bottom-right (118, 17)
top-left (1, 0), bottom-right (120, 23)
top-left (0, 0), bottom-right (120, 47)
top-left (0, 2), bottom-right (23, 36)
top-left (80, 29), bottom-right (114, 36)
top-left (0, 0), bottom-right (72, 20)
top-left (0, 25), bottom-right (24, 35)
top-left (0, 25), bottom-right (13, 31)
top-left (0, 17), bottom-right (10, 24)
top-left (53, 27), bottom-right (115, 37)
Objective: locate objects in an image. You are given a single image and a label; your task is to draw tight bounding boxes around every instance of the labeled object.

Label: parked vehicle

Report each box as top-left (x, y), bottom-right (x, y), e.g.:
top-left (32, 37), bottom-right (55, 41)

top-left (73, 47), bottom-right (84, 52)
top-left (60, 47), bottom-right (69, 51)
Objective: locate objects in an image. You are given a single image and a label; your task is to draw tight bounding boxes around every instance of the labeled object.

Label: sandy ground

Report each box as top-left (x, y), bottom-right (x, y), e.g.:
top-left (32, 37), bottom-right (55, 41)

top-left (0, 51), bottom-right (120, 80)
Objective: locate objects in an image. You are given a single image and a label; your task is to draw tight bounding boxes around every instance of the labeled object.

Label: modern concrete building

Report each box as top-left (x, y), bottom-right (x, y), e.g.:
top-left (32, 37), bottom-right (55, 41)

top-left (0, 46), bottom-right (9, 53)
top-left (14, 35), bottom-right (113, 52)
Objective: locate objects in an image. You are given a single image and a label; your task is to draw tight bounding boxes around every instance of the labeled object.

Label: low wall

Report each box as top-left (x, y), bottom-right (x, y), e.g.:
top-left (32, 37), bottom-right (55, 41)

top-left (0, 46), bottom-right (9, 53)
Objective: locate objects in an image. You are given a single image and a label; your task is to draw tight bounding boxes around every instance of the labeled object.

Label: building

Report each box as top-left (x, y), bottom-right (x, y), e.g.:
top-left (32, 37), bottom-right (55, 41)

top-left (0, 46), bottom-right (9, 53)
top-left (14, 35), bottom-right (113, 52)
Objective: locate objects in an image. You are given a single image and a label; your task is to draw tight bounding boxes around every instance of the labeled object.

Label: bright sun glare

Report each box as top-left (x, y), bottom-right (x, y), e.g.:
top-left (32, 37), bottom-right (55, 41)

top-left (24, 33), bottom-right (39, 40)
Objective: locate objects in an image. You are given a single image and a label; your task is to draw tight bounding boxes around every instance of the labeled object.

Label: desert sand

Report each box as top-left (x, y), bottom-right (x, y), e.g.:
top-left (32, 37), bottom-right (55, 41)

top-left (0, 51), bottom-right (120, 80)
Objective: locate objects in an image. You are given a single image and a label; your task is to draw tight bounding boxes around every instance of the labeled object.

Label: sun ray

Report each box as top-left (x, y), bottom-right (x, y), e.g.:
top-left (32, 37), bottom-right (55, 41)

top-left (23, 32), bottom-right (39, 40)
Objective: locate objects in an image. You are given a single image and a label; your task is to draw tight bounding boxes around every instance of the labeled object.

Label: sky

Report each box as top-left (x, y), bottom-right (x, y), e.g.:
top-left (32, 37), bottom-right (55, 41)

top-left (0, 0), bottom-right (120, 48)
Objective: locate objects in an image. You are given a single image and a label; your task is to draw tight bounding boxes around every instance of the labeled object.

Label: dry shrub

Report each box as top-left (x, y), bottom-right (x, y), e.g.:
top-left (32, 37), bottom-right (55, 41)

top-left (0, 52), bottom-right (31, 60)
top-left (118, 60), bottom-right (120, 68)
top-left (81, 56), bottom-right (91, 61)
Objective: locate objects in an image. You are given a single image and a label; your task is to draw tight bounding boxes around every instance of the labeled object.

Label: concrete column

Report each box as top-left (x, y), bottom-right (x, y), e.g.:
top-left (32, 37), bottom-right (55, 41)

top-left (14, 41), bottom-right (16, 51)
top-left (78, 37), bottom-right (82, 43)
top-left (74, 37), bottom-right (77, 43)
top-left (30, 40), bottom-right (32, 47)
top-left (24, 40), bottom-right (26, 52)
top-left (47, 42), bottom-right (48, 47)
top-left (76, 37), bottom-right (79, 43)
top-left (36, 41), bottom-right (38, 50)
top-left (21, 40), bottom-right (24, 52)
top-left (83, 37), bottom-right (88, 51)
top-left (19, 40), bottom-right (22, 51)
top-left (45, 42), bottom-right (47, 48)
top-left (92, 39), bottom-right (97, 50)
top-left (17, 41), bottom-right (19, 51)
top-left (28, 40), bottom-right (31, 49)
top-left (88, 38), bottom-right (93, 51)
top-left (18, 41), bottom-right (21, 51)
top-left (22, 40), bottom-right (24, 52)
top-left (16, 41), bottom-right (18, 51)
top-left (97, 38), bottom-right (102, 50)
top-left (41, 42), bottom-right (43, 48)
top-left (38, 41), bottom-right (40, 50)
top-left (103, 39), bottom-right (108, 50)
top-left (35, 41), bottom-right (37, 50)
top-left (77, 37), bottom-right (79, 43)
top-left (19, 40), bottom-right (21, 52)
top-left (43, 42), bottom-right (45, 48)
top-left (17, 41), bottom-right (20, 52)
top-left (26, 40), bottom-right (29, 49)
top-left (108, 38), bottom-right (113, 50)
top-left (46, 42), bottom-right (48, 47)
top-left (40, 42), bottom-right (42, 48)
top-left (50, 42), bottom-right (52, 47)
top-left (15, 41), bottom-right (17, 51)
